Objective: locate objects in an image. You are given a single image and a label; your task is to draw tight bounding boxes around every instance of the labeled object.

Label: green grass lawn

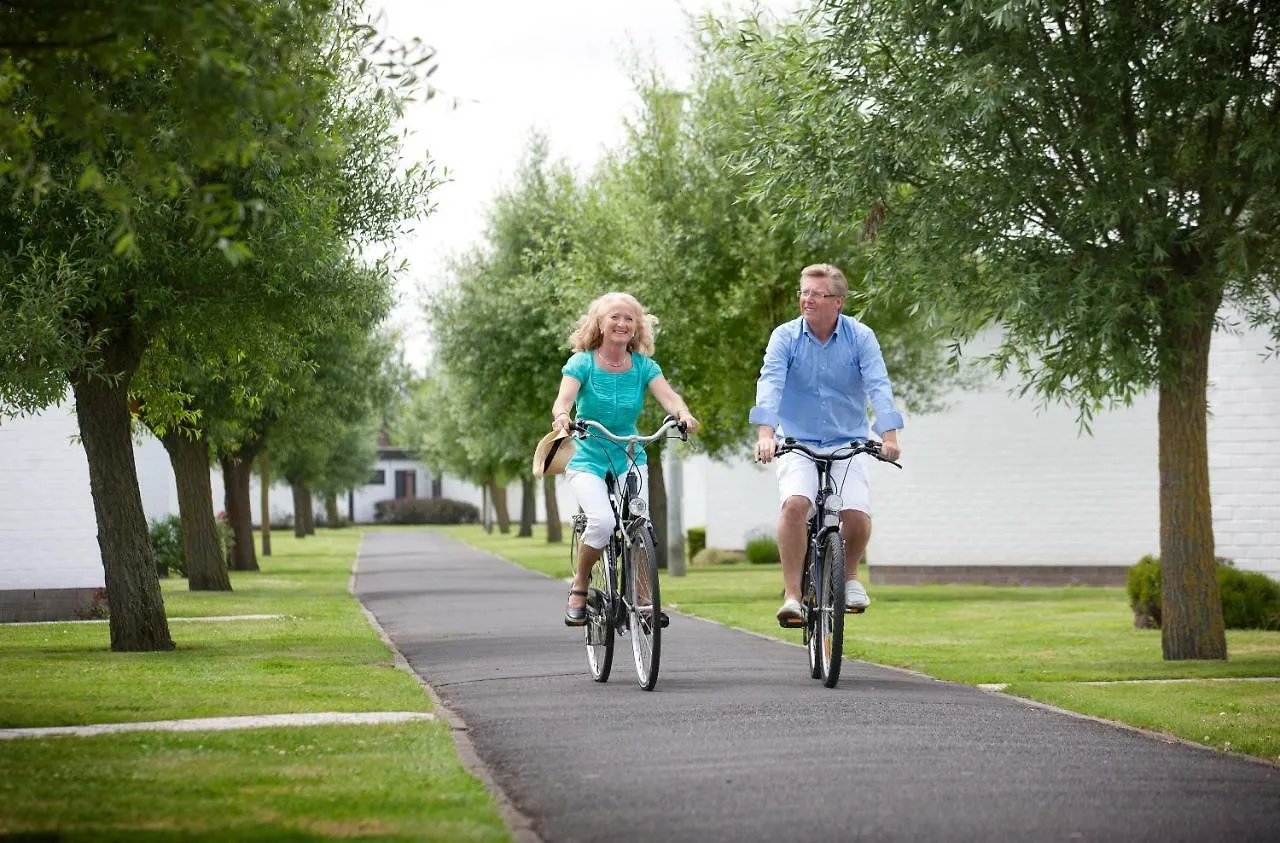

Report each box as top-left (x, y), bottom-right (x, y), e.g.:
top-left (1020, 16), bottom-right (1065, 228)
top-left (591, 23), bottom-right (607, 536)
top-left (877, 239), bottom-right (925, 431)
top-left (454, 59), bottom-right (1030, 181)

top-left (440, 523), bottom-right (1280, 764)
top-left (0, 529), bottom-right (510, 842)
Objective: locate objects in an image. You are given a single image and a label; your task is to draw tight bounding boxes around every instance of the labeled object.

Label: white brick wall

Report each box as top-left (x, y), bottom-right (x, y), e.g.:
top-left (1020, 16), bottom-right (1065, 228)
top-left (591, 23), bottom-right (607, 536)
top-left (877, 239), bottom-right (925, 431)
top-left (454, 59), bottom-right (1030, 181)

top-left (692, 386), bottom-right (1162, 568)
top-left (1207, 321), bottom-right (1280, 579)
top-left (0, 403), bottom-right (103, 589)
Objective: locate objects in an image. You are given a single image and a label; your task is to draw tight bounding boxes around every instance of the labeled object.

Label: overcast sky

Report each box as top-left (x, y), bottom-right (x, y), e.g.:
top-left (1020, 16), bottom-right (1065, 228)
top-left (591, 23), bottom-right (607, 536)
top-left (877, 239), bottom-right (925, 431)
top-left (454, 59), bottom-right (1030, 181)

top-left (374, 0), bottom-right (799, 369)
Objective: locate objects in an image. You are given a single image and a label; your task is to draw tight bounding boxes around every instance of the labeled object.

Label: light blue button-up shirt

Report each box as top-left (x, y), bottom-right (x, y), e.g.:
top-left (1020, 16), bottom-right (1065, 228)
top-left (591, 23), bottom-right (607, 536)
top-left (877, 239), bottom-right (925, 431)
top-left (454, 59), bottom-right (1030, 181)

top-left (749, 314), bottom-right (904, 447)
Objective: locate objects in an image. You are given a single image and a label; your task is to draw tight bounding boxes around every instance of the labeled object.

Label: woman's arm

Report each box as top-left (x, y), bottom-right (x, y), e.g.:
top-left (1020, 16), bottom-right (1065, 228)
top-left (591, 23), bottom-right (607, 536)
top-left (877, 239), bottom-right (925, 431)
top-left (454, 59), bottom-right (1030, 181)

top-left (648, 375), bottom-right (699, 432)
top-left (551, 376), bottom-right (581, 433)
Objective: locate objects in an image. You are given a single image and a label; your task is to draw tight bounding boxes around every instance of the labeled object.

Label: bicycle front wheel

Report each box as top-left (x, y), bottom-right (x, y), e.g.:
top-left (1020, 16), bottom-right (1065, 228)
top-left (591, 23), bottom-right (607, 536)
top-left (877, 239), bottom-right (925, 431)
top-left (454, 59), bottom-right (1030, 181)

top-left (817, 531), bottom-right (846, 688)
top-left (585, 540), bottom-right (615, 683)
top-left (625, 523), bottom-right (661, 690)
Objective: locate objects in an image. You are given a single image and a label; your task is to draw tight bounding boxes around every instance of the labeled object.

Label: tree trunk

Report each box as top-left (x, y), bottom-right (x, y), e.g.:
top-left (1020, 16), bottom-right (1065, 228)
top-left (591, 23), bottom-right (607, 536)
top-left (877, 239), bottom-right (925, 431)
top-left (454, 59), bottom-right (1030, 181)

top-left (221, 451), bottom-right (260, 572)
top-left (291, 483), bottom-right (308, 538)
top-left (324, 493), bottom-right (340, 527)
top-left (1158, 285), bottom-right (1226, 660)
top-left (71, 356), bottom-right (174, 652)
top-left (259, 451), bottom-right (272, 557)
top-left (160, 430), bottom-right (230, 592)
top-left (543, 475), bottom-right (563, 543)
top-left (646, 442), bottom-right (668, 570)
top-left (482, 481), bottom-right (492, 534)
top-left (302, 485), bottom-right (316, 534)
top-left (488, 477), bottom-right (511, 534)
top-left (518, 476), bottom-right (536, 537)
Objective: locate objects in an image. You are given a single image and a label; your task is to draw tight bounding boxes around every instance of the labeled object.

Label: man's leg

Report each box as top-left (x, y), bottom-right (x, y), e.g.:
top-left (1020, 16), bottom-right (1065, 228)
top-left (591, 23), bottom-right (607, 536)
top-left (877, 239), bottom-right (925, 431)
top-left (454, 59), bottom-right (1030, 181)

top-left (840, 509), bottom-right (871, 583)
top-left (779, 496), bottom-right (810, 602)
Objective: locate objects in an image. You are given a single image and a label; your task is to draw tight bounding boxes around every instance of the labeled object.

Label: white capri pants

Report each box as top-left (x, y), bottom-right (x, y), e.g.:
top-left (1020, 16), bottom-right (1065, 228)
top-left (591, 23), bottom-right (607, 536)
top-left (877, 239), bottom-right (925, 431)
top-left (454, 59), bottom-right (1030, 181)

top-left (566, 465), bottom-right (650, 549)
top-left (775, 450), bottom-right (873, 517)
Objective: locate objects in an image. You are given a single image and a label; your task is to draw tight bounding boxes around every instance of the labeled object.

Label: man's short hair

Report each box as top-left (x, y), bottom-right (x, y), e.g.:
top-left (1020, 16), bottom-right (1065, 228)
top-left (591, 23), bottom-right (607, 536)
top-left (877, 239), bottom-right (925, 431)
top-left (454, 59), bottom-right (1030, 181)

top-left (800, 263), bottom-right (848, 297)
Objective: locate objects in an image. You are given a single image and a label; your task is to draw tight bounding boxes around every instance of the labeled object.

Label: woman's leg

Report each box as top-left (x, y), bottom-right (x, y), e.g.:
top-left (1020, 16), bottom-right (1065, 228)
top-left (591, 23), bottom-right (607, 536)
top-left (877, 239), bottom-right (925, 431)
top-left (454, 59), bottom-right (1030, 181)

top-left (565, 470), bottom-right (614, 611)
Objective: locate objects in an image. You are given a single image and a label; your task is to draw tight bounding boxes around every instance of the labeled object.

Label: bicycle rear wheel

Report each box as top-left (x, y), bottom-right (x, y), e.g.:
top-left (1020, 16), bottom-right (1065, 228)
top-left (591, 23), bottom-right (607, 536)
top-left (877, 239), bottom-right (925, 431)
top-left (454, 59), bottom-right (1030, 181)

top-left (584, 536), bottom-right (615, 683)
top-left (625, 524), bottom-right (661, 690)
top-left (817, 531), bottom-right (847, 688)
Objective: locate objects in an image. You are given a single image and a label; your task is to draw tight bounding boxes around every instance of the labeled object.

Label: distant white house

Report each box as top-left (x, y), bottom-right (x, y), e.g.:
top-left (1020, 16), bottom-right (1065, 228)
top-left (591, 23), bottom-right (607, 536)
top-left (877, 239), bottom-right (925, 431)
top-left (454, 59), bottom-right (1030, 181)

top-left (3, 318), bottom-right (1277, 620)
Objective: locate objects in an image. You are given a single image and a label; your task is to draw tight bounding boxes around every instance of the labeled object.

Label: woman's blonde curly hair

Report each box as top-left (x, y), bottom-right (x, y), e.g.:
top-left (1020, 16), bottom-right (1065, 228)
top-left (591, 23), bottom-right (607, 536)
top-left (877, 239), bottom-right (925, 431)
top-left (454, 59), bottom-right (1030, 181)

top-left (568, 292), bottom-right (658, 355)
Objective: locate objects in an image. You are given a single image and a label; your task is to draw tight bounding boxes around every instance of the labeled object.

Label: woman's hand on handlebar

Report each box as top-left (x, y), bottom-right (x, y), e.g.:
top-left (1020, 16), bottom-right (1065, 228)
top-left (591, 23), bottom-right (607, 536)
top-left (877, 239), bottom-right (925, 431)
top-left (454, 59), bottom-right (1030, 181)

top-left (677, 410), bottom-right (700, 434)
top-left (552, 412), bottom-right (575, 435)
top-left (879, 431), bottom-right (901, 462)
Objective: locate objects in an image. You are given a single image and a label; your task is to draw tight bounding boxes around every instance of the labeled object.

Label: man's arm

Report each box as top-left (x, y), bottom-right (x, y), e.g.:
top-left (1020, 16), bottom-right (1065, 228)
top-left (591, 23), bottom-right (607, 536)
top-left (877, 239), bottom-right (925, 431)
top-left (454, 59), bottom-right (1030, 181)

top-left (857, 326), bottom-right (904, 460)
top-left (749, 325), bottom-right (790, 463)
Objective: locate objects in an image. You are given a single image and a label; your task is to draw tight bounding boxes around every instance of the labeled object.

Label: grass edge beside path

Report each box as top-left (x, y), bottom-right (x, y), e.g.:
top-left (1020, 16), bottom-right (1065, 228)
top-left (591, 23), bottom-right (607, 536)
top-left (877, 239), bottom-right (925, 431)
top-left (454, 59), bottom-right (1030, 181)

top-left (0, 528), bottom-right (513, 842)
top-left (438, 523), bottom-right (1280, 766)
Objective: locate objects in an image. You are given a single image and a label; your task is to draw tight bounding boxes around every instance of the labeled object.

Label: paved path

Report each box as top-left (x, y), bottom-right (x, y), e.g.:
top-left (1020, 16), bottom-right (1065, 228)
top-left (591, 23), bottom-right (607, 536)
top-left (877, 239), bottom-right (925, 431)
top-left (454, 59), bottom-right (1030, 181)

top-left (352, 531), bottom-right (1280, 843)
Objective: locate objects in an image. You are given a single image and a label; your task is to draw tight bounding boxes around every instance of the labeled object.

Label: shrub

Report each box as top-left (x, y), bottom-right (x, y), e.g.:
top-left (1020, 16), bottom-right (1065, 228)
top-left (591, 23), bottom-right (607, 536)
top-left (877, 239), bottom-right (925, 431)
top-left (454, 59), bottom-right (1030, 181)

top-left (691, 547), bottom-right (746, 566)
top-left (216, 511), bottom-right (233, 556)
top-left (374, 497), bottom-right (480, 525)
top-left (74, 588), bottom-right (109, 620)
top-left (687, 526), bottom-right (706, 558)
top-left (1219, 564), bottom-right (1280, 630)
top-left (1127, 554), bottom-right (1161, 628)
top-left (1127, 555), bottom-right (1280, 630)
top-left (148, 514), bottom-right (185, 578)
top-left (744, 535), bottom-right (781, 566)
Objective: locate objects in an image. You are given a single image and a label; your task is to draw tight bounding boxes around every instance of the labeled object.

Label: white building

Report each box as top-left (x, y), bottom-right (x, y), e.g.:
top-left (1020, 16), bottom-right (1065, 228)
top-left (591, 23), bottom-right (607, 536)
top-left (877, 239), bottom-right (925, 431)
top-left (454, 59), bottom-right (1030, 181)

top-left (3, 321), bottom-right (1277, 620)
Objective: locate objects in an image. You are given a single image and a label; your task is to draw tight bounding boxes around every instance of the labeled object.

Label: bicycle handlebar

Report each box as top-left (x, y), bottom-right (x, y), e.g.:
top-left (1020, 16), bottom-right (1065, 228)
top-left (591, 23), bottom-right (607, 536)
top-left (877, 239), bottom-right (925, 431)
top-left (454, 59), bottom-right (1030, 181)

top-left (774, 437), bottom-right (902, 468)
top-left (573, 415), bottom-right (689, 445)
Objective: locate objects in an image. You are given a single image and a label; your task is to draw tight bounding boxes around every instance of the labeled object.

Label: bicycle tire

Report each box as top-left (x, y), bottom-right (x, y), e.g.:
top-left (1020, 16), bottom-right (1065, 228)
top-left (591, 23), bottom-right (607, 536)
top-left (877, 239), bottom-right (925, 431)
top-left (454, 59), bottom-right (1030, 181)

top-left (818, 531), bottom-right (846, 688)
top-left (625, 523), bottom-right (661, 690)
top-left (803, 562), bottom-right (821, 679)
top-left (584, 533), bottom-right (615, 683)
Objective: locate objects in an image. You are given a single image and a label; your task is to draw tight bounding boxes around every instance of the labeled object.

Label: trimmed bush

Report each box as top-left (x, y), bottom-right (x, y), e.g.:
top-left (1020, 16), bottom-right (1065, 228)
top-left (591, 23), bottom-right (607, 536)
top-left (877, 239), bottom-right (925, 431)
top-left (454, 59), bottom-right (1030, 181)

top-left (744, 535), bottom-right (781, 566)
top-left (1220, 564), bottom-right (1280, 630)
top-left (687, 526), bottom-right (706, 559)
top-left (1126, 555), bottom-right (1280, 630)
top-left (148, 514), bottom-right (185, 578)
top-left (691, 547), bottom-right (746, 566)
top-left (374, 497), bottom-right (480, 525)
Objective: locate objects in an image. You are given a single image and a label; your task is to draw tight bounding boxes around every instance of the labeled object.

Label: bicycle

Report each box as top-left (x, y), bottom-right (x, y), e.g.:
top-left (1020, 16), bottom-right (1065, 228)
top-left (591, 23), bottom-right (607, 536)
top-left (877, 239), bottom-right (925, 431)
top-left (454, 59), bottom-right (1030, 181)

top-left (568, 415), bottom-right (688, 691)
top-left (773, 438), bottom-right (901, 688)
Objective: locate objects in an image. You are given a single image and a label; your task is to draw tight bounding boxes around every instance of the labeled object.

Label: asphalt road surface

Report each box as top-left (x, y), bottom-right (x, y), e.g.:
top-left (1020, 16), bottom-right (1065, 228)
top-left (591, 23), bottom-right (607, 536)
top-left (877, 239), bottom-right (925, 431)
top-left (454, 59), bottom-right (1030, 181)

top-left (353, 530), bottom-right (1279, 843)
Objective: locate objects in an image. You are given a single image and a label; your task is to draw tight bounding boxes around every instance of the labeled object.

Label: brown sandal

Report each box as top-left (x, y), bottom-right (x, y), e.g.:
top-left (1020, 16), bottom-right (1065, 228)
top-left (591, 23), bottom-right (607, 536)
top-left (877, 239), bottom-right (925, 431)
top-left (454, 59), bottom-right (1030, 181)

top-left (564, 589), bottom-right (589, 626)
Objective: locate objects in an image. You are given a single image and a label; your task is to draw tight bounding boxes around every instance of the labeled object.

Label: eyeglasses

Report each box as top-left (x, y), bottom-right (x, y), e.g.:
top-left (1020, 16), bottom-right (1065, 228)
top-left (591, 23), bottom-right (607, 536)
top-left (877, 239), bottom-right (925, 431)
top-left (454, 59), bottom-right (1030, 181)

top-left (797, 289), bottom-right (842, 300)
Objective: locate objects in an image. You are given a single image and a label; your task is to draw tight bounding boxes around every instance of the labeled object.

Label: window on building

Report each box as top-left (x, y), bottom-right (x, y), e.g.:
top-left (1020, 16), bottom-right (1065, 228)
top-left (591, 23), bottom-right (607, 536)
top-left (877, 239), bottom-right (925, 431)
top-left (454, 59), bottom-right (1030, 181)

top-left (368, 469), bottom-right (386, 485)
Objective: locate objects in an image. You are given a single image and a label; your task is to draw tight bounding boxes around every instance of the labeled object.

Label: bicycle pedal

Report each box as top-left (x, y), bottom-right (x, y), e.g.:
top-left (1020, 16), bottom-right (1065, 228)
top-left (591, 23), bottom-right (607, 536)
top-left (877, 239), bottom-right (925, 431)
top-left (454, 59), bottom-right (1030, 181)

top-left (777, 617), bottom-right (805, 629)
top-left (845, 606), bottom-right (866, 615)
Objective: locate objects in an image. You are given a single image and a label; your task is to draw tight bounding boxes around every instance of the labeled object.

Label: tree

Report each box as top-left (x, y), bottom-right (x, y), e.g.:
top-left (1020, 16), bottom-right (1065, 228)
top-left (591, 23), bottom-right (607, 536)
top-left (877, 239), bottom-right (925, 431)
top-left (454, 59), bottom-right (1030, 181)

top-left (735, 1), bottom-right (1280, 658)
top-left (421, 138), bottom-right (586, 539)
top-left (0, 0), bottom-right (432, 649)
top-left (0, 0), bottom-right (433, 252)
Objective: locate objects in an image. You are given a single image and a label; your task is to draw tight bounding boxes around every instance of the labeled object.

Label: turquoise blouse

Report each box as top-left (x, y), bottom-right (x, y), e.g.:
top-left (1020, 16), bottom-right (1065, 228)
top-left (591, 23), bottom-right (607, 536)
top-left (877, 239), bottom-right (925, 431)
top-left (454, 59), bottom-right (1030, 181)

top-left (562, 350), bottom-right (662, 479)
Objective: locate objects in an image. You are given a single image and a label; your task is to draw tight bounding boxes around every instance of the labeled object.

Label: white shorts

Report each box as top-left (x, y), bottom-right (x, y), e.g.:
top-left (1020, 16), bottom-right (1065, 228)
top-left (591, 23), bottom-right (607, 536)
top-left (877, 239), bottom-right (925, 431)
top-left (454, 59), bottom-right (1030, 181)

top-left (565, 465), bottom-right (650, 549)
top-left (775, 450), bottom-right (873, 517)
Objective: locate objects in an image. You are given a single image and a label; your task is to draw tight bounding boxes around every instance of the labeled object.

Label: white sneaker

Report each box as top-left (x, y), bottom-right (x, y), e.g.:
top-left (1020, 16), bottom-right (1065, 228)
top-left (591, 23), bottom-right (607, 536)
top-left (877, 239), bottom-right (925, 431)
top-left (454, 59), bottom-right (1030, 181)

top-left (845, 580), bottom-right (871, 612)
top-left (775, 598), bottom-right (804, 623)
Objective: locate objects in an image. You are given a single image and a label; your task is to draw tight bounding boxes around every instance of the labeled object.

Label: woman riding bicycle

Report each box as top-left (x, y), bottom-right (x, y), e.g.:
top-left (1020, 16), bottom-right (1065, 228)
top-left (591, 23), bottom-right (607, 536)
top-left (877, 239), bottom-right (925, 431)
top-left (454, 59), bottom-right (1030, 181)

top-left (550, 292), bottom-right (699, 626)
top-left (750, 264), bottom-right (904, 624)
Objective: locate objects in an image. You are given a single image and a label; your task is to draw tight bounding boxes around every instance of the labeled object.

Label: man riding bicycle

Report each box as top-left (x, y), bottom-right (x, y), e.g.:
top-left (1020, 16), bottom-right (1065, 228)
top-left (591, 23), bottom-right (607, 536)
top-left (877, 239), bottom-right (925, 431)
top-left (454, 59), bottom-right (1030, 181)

top-left (750, 263), bottom-right (904, 624)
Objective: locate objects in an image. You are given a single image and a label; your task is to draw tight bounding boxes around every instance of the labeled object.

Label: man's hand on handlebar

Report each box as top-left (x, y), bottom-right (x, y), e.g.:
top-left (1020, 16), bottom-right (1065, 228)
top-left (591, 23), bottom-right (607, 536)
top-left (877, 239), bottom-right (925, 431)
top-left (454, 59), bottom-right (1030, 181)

top-left (879, 430), bottom-right (901, 462)
top-left (754, 426), bottom-right (778, 464)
